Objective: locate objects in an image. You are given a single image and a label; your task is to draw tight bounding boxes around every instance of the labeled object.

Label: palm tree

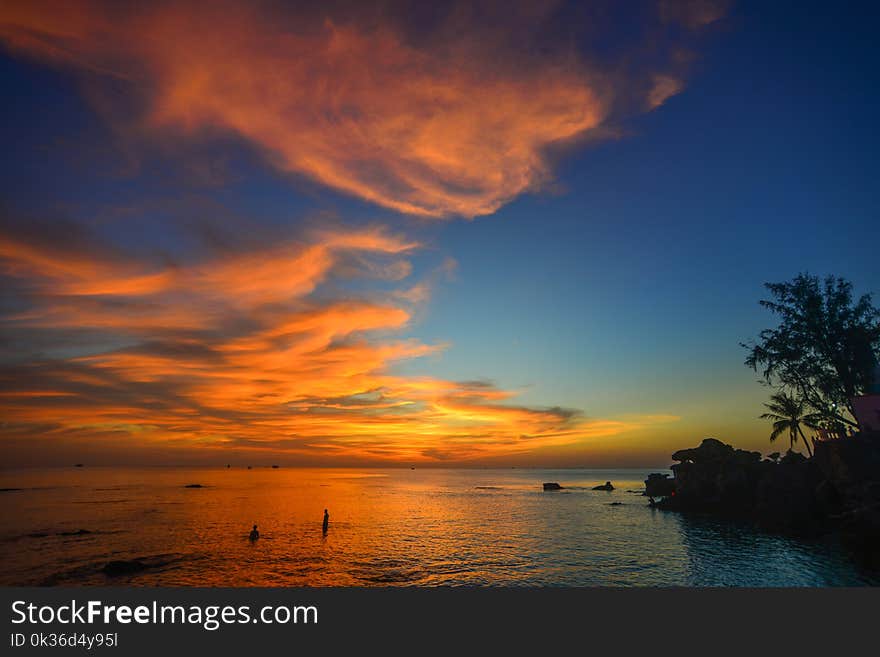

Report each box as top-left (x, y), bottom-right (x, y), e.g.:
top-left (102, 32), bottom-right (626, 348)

top-left (759, 392), bottom-right (820, 457)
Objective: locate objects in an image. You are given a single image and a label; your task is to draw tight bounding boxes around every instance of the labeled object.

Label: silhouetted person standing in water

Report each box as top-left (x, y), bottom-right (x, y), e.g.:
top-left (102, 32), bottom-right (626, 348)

top-left (249, 524), bottom-right (259, 541)
top-left (322, 509), bottom-right (329, 535)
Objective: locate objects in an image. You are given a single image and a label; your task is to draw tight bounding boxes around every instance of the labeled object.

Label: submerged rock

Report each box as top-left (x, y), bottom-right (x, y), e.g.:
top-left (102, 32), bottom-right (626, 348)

top-left (57, 529), bottom-right (92, 536)
top-left (101, 555), bottom-right (174, 577)
top-left (542, 482), bottom-right (563, 491)
top-left (102, 560), bottom-right (149, 576)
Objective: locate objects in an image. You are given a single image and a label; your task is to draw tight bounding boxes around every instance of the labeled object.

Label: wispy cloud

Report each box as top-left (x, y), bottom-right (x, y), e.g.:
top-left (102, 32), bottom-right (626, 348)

top-left (0, 221), bottom-right (674, 463)
top-left (0, 1), bottom-right (701, 464)
top-left (0, 0), bottom-right (722, 218)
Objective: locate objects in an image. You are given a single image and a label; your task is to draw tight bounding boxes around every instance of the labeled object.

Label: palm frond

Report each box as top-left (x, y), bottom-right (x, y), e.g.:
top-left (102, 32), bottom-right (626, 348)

top-left (769, 420), bottom-right (789, 441)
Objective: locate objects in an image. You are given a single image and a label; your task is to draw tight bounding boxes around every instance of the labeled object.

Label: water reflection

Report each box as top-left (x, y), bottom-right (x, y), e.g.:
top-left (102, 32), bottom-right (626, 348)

top-left (0, 467), bottom-right (876, 586)
top-left (675, 512), bottom-right (879, 586)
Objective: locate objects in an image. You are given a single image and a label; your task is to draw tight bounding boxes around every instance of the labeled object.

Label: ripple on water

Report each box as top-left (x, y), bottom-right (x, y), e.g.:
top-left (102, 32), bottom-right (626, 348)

top-left (1, 467), bottom-right (878, 586)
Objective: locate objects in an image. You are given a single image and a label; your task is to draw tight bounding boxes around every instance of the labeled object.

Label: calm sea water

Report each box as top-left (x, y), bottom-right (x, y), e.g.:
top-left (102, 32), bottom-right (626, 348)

top-left (1, 467), bottom-right (877, 586)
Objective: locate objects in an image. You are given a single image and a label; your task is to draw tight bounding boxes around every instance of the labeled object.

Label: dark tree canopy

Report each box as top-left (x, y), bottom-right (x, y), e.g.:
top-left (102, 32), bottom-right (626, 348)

top-left (743, 274), bottom-right (880, 430)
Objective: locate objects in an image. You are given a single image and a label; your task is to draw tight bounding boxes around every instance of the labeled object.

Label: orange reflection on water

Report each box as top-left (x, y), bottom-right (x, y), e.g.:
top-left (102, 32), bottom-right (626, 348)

top-left (0, 467), bottom-right (553, 586)
top-left (3, 466), bottom-right (874, 587)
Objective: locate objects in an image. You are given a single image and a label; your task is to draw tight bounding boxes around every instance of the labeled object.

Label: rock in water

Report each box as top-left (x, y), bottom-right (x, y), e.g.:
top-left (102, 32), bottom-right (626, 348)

top-left (592, 481), bottom-right (615, 491)
top-left (542, 482), bottom-right (563, 491)
top-left (102, 560), bottom-right (148, 576)
top-left (101, 556), bottom-right (174, 577)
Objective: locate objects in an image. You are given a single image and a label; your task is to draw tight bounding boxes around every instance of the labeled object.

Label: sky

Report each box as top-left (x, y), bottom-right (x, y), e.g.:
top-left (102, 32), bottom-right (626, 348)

top-left (1, 0), bottom-right (878, 468)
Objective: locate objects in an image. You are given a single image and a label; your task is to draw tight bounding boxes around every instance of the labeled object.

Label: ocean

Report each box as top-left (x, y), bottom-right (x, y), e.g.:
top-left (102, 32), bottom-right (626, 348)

top-left (1, 466), bottom-right (876, 586)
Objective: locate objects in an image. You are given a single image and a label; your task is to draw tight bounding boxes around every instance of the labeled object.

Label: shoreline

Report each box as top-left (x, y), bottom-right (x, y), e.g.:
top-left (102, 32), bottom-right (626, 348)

top-left (645, 431), bottom-right (880, 566)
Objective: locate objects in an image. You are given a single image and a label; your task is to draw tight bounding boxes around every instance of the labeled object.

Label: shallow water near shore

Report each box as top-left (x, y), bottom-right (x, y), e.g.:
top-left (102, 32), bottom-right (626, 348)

top-left (1, 466), bottom-right (877, 586)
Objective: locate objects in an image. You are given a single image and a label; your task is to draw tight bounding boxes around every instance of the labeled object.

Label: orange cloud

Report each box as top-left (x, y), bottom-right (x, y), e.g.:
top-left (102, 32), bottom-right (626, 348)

top-left (0, 222), bottom-right (675, 464)
top-left (0, 0), bottom-right (717, 218)
top-left (648, 75), bottom-right (684, 109)
top-left (0, 2), bottom-right (699, 464)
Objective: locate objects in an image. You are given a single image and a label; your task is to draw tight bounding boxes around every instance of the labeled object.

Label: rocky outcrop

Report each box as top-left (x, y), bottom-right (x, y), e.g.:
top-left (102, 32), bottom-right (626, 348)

top-left (753, 456), bottom-right (824, 533)
top-left (645, 473), bottom-right (675, 498)
top-left (813, 431), bottom-right (880, 555)
top-left (663, 438), bottom-right (766, 515)
top-left (592, 481), bottom-right (615, 491)
top-left (649, 433), bottom-right (880, 542)
top-left (543, 482), bottom-right (563, 491)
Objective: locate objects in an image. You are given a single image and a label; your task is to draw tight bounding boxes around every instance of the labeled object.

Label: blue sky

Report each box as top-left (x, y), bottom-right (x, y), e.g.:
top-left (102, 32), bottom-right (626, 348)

top-left (1, 0), bottom-right (877, 466)
top-left (415, 0), bottom-right (879, 419)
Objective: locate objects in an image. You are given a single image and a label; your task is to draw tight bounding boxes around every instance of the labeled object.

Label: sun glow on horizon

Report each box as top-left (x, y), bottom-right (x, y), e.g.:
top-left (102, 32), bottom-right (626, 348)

top-left (0, 221), bottom-right (679, 464)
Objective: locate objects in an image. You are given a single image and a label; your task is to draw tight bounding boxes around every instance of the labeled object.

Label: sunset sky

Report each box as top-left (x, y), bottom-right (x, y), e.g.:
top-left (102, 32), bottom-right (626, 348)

top-left (1, 0), bottom-right (878, 467)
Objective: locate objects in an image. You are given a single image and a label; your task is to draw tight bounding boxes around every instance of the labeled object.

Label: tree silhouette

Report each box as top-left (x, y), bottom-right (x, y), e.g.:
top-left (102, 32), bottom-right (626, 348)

top-left (759, 391), bottom-right (820, 456)
top-left (744, 274), bottom-right (880, 432)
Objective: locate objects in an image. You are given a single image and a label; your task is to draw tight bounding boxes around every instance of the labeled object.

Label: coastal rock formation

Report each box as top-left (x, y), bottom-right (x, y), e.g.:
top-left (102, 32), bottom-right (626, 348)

top-left (665, 438), bottom-right (765, 514)
top-left (592, 481), bottom-right (615, 491)
top-left (813, 430), bottom-right (880, 555)
top-left (542, 482), bottom-right (563, 491)
top-left (645, 473), bottom-right (675, 498)
top-left (753, 455), bottom-right (823, 533)
top-left (649, 433), bottom-right (880, 544)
